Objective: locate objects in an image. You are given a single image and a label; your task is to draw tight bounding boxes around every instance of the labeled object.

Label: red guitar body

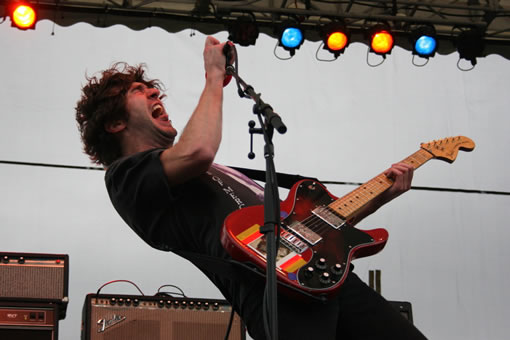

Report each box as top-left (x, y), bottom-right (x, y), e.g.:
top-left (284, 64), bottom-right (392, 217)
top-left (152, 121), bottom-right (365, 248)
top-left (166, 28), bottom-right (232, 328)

top-left (221, 179), bottom-right (388, 300)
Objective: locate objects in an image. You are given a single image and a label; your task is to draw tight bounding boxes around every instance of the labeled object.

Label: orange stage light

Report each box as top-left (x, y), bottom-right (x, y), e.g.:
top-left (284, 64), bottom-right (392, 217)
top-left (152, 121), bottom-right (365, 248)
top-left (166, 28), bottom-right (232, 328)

top-left (10, 3), bottom-right (37, 30)
top-left (327, 32), bottom-right (348, 51)
top-left (371, 31), bottom-right (394, 54)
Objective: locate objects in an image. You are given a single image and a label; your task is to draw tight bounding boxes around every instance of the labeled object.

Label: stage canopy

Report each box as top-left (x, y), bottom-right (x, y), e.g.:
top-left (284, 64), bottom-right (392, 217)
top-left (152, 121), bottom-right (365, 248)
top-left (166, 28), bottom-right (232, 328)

top-left (2, 0), bottom-right (510, 60)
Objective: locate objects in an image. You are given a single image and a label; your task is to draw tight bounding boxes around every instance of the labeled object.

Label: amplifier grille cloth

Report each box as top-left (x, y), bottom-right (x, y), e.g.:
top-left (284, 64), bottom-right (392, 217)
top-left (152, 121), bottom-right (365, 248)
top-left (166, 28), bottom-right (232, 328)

top-left (90, 304), bottom-right (243, 340)
top-left (0, 266), bottom-right (64, 299)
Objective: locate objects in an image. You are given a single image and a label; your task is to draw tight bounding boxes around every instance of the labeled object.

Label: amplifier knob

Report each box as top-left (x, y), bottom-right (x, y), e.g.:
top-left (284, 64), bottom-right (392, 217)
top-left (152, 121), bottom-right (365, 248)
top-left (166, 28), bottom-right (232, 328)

top-left (189, 301), bottom-right (195, 309)
top-left (125, 299), bottom-right (132, 306)
top-left (196, 302), bottom-right (202, 310)
top-left (2, 256), bottom-right (9, 264)
top-left (165, 300), bottom-right (172, 308)
top-left (18, 257), bottom-right (25, 264)
top-left (110, 298), bottom-right (116, 305)
top-left (158, 300), bottom-right (165, 308)
top-left (181, 301), bottom-right (187, 309)
top-left (203, 302), bottom-right (210, 310)
top-left (118, 298), bottom-right (124, 306)
top-left (133, 299), bottom-right (140, 306)
top-left (213, 302), bottom-right (219, 310)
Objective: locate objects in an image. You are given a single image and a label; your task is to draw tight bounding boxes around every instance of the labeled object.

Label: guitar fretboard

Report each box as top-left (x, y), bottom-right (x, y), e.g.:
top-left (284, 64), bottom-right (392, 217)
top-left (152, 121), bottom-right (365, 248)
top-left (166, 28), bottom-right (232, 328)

top-left (328, 148), bottom-right (434, 220)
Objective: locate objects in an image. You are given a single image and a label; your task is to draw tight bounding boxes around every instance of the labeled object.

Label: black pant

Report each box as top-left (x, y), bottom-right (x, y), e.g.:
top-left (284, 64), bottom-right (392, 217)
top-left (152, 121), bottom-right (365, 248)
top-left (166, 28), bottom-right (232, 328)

top-left (248, 272), bottom-right (427, 340)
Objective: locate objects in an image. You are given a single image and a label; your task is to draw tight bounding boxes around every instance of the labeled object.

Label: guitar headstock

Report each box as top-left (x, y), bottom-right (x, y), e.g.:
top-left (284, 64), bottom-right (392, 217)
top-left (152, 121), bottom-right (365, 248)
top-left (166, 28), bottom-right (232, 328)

top-left (420, 136), bottom-right (475, 163)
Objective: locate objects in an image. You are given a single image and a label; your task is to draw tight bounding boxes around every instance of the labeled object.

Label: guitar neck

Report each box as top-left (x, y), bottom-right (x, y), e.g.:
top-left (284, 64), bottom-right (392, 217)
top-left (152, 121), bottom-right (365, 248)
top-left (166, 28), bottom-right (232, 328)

top-left (329, 148), bottom-right (434, 220)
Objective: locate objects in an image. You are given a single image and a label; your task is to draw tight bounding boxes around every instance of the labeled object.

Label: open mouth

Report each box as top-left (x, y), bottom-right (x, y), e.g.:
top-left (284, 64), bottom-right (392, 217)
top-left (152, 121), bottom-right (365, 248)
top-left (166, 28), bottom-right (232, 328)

top-left (152, 104), bottom-right (164, 119)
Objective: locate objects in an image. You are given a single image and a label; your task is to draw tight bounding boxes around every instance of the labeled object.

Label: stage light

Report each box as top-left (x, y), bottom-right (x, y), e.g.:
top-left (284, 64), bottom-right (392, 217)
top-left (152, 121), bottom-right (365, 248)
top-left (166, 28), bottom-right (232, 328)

top-left (321, 22), bottom-right (350, 58)
top-left (278, 23), bottom-right (304, 56)
top-left (411, 25), bottom-right (438, 58)
top-left (456, 28), bottom-right (484, 66)
top-left (228, 16), bottom-right (259, 47)
top-left (368, 24), bottom-right (394, 56)
top-left (9, 2), bottom-right (37, 30)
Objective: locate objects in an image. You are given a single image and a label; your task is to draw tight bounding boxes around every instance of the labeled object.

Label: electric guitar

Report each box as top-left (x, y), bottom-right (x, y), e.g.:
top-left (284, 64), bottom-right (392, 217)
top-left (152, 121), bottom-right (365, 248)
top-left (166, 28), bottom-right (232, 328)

top-left (221, 136), bottom-right (475, 300)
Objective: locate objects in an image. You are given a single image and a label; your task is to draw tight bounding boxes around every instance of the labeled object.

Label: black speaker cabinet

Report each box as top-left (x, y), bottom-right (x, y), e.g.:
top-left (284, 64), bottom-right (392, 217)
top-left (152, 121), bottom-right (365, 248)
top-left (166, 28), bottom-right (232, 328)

top-left (82, 294), bottom-right (246, 340)
top-left (0, 301), bottom-right (59, 340)
top-left (0, 252), bottom-right (69, 319)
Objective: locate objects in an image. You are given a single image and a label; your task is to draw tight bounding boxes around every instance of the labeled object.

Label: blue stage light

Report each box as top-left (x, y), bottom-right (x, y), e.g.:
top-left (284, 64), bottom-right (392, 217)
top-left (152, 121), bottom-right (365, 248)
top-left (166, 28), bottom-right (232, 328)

top-left (281, 27), bottom-right (303, 48)
top-left (415, 35), bottom-right (437, 57)
top-left (411, 25), bottom-right (438, 58)
top-left (277, 23), bottom-right (305, 56)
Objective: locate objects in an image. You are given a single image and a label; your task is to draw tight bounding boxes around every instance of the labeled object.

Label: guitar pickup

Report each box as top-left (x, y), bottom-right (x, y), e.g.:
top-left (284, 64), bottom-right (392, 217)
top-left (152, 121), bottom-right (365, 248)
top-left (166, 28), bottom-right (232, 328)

top-left (312, 206), bottom-right (346, 229)
top-left (280, 229), bottom-right (309, 254)
top-left (286, 221), bottom-right (322, 246)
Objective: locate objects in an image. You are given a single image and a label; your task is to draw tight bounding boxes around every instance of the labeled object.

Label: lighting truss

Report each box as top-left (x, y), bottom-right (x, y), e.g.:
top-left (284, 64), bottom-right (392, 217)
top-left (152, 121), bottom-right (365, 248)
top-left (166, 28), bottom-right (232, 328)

top-left (1, 0), bottom-right (510, 58)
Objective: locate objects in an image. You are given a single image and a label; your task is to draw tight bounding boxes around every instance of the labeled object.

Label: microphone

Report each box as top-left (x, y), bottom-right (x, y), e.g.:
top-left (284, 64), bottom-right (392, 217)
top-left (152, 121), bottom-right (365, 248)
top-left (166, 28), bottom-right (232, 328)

top-left (205, 41), bottom-right (234, 87)
top-left (221, 41), bottom-right (234, 87)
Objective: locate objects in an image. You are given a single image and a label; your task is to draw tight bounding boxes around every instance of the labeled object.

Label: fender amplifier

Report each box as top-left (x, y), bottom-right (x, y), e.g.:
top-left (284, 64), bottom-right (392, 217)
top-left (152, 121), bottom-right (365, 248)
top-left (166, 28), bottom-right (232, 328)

top-left (0, 252), bottom-right (69, 319)
top-left (82, 294), bottom-right (245, 340)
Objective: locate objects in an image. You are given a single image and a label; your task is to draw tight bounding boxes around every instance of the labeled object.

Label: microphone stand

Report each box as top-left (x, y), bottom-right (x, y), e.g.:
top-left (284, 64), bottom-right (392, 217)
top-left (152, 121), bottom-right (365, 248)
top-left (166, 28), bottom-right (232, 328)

top-left (226, 63), bottom-right (287, 340)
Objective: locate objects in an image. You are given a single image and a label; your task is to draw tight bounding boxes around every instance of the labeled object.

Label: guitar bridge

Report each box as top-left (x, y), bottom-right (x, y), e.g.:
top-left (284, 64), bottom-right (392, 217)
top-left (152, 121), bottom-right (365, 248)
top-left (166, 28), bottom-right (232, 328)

top-left (312, 206), bottom-right (346, 229)
top-left (280, 229), bottom-right (309, 254)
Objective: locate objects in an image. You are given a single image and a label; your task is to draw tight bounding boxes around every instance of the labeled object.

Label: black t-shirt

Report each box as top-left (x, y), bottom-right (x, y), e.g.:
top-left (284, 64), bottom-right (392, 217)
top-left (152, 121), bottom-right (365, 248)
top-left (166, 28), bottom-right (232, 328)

top-left (105, 148), bottom-right (263, 254)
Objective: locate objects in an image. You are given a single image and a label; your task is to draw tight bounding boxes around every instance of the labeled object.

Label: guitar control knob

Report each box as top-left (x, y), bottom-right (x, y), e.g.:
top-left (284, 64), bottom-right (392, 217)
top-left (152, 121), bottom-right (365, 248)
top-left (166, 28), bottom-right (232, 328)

top-left (315, 258), bottom-right (327, 270)
top-left (304, 266), bottom-right (315, 278)
top-left (319, 272), bottom-right (331, 285)
top-left (331, 263), bottom-right (343, 276)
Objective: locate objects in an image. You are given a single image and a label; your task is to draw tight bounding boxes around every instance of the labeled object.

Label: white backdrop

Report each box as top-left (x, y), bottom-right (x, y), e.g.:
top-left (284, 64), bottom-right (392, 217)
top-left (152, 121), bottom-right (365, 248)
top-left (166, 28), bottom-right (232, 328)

top-left (1, 19), bottom-right (509, 339)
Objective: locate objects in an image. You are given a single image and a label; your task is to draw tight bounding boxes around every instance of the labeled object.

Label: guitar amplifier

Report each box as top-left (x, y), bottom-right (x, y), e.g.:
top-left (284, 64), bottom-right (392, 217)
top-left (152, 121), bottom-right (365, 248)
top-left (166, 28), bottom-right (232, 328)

top-left (0, 252), bottom-right (69, 319)
top-left (0, 301), bottom-right (60, 340)
top-left (81, 294), bottom-right (246, 340)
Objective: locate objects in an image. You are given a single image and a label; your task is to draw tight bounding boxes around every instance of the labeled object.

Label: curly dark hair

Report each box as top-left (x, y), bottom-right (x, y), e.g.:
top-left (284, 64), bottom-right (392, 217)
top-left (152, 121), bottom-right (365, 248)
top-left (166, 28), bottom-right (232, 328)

top-left (75, 62), bottom-right (162, 166)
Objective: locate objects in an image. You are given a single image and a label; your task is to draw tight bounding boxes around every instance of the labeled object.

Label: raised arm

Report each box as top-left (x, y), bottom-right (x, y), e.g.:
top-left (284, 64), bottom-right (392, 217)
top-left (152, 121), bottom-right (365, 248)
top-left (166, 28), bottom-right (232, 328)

top-left (160, 36), bottom-right (227, 185)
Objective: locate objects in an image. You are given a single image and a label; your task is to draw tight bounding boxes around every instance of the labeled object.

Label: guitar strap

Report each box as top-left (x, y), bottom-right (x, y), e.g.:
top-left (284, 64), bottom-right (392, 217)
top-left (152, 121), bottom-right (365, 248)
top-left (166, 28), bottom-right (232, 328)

top-left (228, 166), bottom-right (319, 189)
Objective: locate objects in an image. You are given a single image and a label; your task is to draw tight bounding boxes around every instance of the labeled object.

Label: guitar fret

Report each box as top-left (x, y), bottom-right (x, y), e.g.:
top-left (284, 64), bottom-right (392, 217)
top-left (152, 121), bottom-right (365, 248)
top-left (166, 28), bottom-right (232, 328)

top-left (329, 149), bottom-right (434, 219)
top-left (404, 149), bottom-right (434, 169)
